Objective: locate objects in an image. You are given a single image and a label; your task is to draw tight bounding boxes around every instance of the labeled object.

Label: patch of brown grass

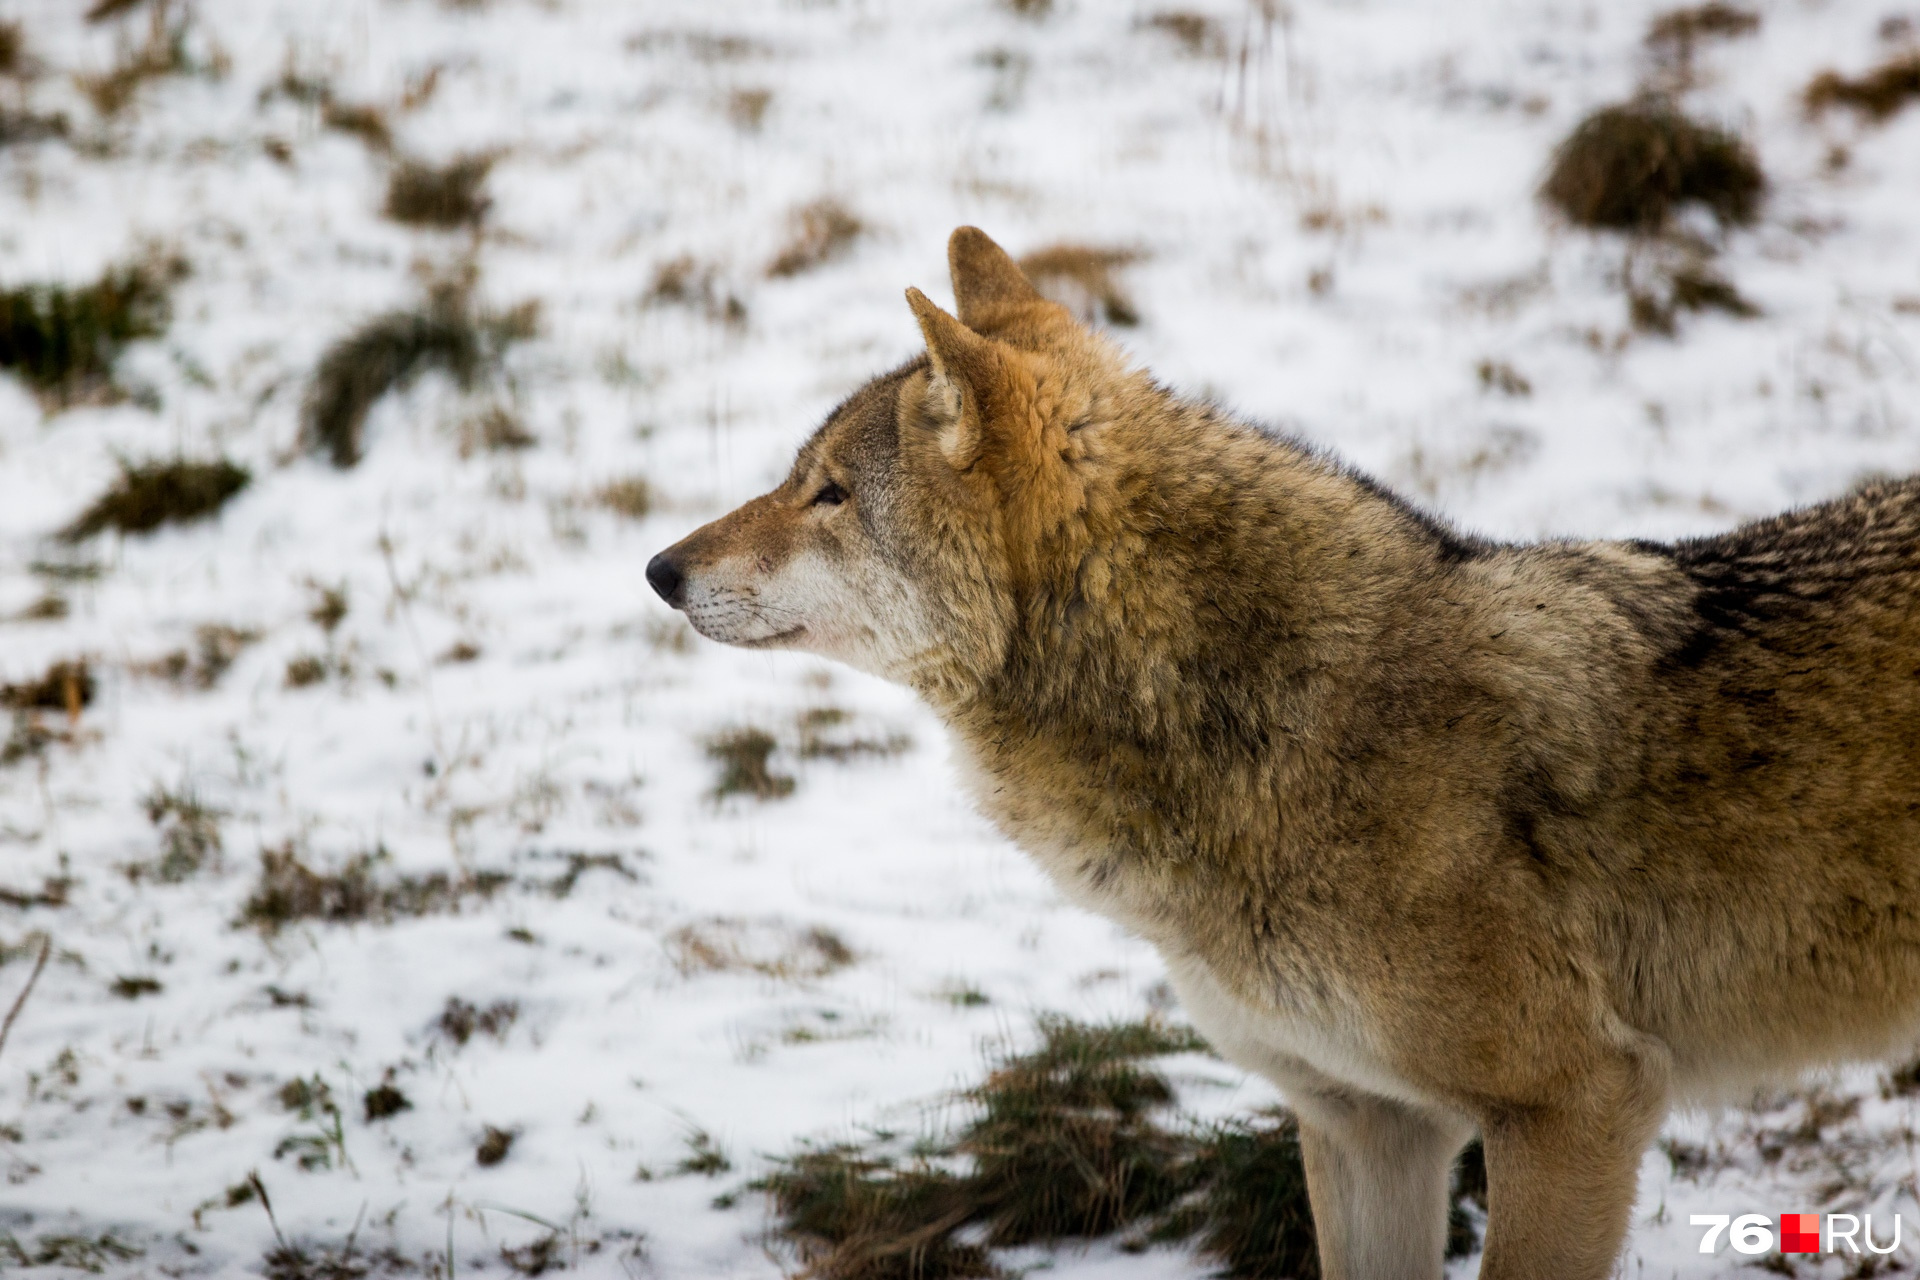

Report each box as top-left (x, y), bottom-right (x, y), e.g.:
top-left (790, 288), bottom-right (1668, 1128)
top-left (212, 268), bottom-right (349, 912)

top-left (1, 661), bottom-right (94, 716)
top-left (645, 255), bottom-right (747, 325)
top-left (594, 475), bottom-right (652, 519)
top-left (60, 459), bottom-right (249, 541)
top-left (1805, 54), bottom-right (1920, 123)
top-left (0, 23), bottom-right (25, 76)
top-left (383, 154), bottom-right (493, 228)
top-left (142, 783), bottom-right (222, 882)
top-left (1541, 100), bottom-right (1763, 233)
top-left (455, 404), bottom-right (535, 457)
top-left (796, 708), bottom-right (913, 761)
top-left (1475, 359), bottom-right (1531, 397)
top-left (707, 727), bottom-right (794, 799)
top-left (363, 1082), bottom-right (411, 1121)
top-left (767, 200), bottom-right (864, 278)
top-left (476, 1124), bottom-right (516, 1166)
top-left (85, 0), bottom-right (147, 20)
top-left (1645, 4), bottom-right (1759, 54)
top-left (625, 30), bottom-right (772, 60)
top-left (727, 87), bottom-right (772, 130)
top-left (1139, 11), bottom-right (1225, 56)
top-left (1628, 261), bottom-right (1759, 334)
top-left (77, 2), bottom-right (197, 116)
top-left (322, 101), bottom-right (392, 151)
top-left (283, 655), bottom-right (328, 689)
top-left (238, 843), bottom-right (509, 933)
top-left (0, 256), bottom-right (182, 406)
top-left (438, 995), bottom-right (518, 1046)
top-left (302, 291), bottom-right (536, 467)
top-left (139, 623), bottom-right (260, 689)
top-left (1017, 245), bottom-right (1143, 326)
top-left (667, 918), bottom-right (855, 980)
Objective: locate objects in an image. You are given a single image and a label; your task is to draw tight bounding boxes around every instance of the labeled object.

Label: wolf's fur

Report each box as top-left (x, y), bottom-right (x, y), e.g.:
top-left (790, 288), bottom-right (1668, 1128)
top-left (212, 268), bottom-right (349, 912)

top-left (650, 228), bottom-right (1920, 1279)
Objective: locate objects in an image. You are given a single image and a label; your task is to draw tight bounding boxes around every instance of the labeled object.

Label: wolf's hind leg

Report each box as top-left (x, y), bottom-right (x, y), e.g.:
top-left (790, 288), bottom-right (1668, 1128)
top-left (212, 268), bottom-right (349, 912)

top-left (1293, 1090), bottom-right (1473, 1280)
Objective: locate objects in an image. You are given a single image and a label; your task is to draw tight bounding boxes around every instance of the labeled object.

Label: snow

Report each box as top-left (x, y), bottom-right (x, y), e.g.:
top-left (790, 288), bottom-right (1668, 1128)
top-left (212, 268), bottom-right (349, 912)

top-left (1, 0), bottom-right (1918, 1275)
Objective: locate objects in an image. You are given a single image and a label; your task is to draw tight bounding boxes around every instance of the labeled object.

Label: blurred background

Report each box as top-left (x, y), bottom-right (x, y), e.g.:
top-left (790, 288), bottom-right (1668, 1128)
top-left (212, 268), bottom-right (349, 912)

top-left (0, 0), bottom-right (1917, 1275)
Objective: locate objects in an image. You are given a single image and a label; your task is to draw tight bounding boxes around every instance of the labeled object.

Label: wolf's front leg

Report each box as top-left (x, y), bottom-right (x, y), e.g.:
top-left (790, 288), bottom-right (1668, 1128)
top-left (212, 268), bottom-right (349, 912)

top-left (1476, 1043), bottom-right (1670, 1280)
top-left (1292, 1090), bottom-right (1473, 1280)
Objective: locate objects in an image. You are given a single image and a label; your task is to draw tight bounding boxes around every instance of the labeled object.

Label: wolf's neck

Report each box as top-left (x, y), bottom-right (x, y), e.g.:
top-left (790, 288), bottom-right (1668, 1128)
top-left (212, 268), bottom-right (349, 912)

top-left (923, 412), bottom-right (1467, 868)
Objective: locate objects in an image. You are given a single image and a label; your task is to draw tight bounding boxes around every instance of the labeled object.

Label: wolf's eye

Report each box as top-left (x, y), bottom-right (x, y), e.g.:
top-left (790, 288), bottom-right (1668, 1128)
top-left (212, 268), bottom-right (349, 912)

top-left (811, 481), bottom-right (848, 507)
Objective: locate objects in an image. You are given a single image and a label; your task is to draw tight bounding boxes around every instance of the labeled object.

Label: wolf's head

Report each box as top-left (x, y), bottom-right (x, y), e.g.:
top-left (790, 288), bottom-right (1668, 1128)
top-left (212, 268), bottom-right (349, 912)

top-left (647, 227), bottom-right (1145, 694)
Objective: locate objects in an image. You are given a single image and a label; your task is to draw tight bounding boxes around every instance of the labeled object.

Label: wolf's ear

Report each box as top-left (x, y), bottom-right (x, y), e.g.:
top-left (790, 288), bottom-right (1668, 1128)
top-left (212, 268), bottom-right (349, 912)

top-left (948, 226), bottom-right (1045, 330)
top-left (906, 286), bottom-right (1001, 469)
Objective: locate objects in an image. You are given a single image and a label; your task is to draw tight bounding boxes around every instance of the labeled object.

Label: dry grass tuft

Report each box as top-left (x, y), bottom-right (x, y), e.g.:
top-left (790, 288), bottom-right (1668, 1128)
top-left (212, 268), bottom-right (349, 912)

top-left (78, 2), bottom-right (199, 116)
top-left (1804, 54), bottom-right (1920, 123)
top-left (85, 0), bottom-right (148, 20)
top-left (1017, 245), bottom-right (1143, 326)
top-left (1645, 4), bottom-right (1759, 57)
top-left (302, 292), bottom-right (536, 467)
top-left (500, 1234), bottom-right (563, 1275)
top-left (1475, 359), bottom-right (1531, 397)
top-left (139, 622), bottom-right (261, 689)
top-left (363, 1082), bottom-right (411, 1121)
top-left (796, 708), bottom-right (913, 761)
top-left (283, 655), bottom-right (327, 688)
top-left (322, 101), bottom-right (393, 151)
top-left (262, 1237), bottom-right (415, 1280)
top-left (708, 727), bottom-right (794, 799)
top-left (0, 1234), bottom-right (142, 1271)
top-left (1628, 261), bottom-right (1759, 334)
top-left (759, 1149), bottom-right (993, 1280)
top-left (957, 1019), bottom-right (1202, 1246)
top-left (0, 108), bottom-right (68, 146)
top-left (1187, 1115), bottom-right (1321, 1276)
top-left (308, 582), bottom-right (349, 633)
top-left (768, 200), bottom-right (864, 278)
top-left (645, 255), bottom-right (747, 326)
top-left (239, 843), bottom-right (509, 933)
top-left (110, 974), bottom-right (162, 999)
top-left (727, 87), bottom-right (772, 130)
top-left (1000, 0), bottom-right (1052, 17)
top-left (667, 918), bottom-right (855, 980)
top-left (438, 995), bottom-right (518, 1046)
top-left (0, 257), bottom-right (182, 406)
top-left (143, 784), bottom-right (222, 882)
top-left (384, 153), bottom-right (493, 228)
top-left (676, 1128), bottom-right (732, 1176)
top-left (1541, 101), bottom-right (1763, 233)
top-left (0, 21), bottom-right (24, 74)
top-left (454, 404), bottom-right (535, 457)
top-left (1, 661), bottom-right (94, 716)
top-left (61, 458), bottom-right (250, 541)
top-left (594, 475), bottom-right (652, 519)
top-left (476, 1124), bottom-right (517, 1166)
top-left (760, 1018), bottom-right (1247, 1280)
top-left (1139, 11), bottom-right (1225, 56)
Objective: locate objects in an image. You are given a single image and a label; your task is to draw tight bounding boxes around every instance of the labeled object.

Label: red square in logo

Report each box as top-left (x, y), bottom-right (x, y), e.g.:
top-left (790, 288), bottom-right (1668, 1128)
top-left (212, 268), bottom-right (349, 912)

top-left (1780, 1213), bottom-right (1821, 1253)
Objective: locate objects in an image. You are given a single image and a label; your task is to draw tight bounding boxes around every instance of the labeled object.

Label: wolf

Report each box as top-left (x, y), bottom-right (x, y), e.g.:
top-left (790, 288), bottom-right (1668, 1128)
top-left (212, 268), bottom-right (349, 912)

top-left (648, 227), bottom-right (1920, 1279)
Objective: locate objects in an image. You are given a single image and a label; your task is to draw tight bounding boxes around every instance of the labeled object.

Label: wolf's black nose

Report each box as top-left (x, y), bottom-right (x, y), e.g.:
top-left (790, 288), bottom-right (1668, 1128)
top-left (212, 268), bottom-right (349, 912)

top-left (646, 553), bottom-right (685, 607)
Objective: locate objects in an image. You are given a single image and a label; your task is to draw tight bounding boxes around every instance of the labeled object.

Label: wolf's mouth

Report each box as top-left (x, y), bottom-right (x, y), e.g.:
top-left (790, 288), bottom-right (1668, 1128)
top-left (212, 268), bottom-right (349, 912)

top-left (737, 626), bottom-right (807, 649)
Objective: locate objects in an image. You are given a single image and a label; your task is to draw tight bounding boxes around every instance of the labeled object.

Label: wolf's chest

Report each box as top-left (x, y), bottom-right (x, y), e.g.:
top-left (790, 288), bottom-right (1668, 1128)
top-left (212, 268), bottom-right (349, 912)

top-left (952, 736), bottom-right (1439, 1108)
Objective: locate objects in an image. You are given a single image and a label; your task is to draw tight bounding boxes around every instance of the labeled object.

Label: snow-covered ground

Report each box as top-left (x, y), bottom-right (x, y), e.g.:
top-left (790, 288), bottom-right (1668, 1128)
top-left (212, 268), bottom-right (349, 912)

top-left (2, 0), bottom-right (1919, 1275)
